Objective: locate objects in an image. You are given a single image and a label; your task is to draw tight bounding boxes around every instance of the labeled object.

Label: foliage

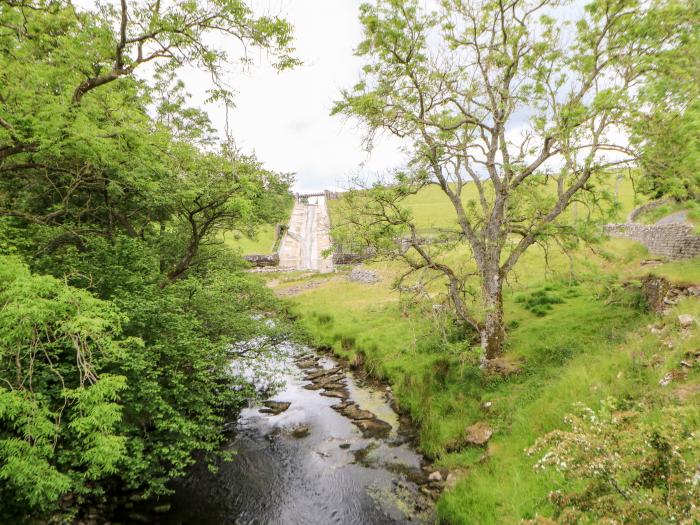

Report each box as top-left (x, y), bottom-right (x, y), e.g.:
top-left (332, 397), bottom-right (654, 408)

top-left (515, 286), bottom-right (567, 317)
top-left (0, 256), bottom-right (130, 515)
top-left (0, 0), bottom-right (297, 520)
top-left (630, 1), bottom-right (700, 201)
top-left (332, 0), bottom-right (678, 357)
top-left (528, 399), bottom-right (700, 524)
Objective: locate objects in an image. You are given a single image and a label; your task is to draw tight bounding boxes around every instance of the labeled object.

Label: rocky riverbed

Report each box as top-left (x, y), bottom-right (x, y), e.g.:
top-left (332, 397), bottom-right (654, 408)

top-left (122, 345), bottom-right (440, 524)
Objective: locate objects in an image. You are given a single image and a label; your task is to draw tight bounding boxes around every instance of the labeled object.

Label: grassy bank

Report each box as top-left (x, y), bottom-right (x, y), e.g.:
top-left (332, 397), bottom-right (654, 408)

top-left (272, 239), bottom-right (699, 523)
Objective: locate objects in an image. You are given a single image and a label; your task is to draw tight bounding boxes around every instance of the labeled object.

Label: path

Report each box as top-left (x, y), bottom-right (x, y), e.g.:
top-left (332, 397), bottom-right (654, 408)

top-left (278, 197), bottom-right (334, 273)
top-left (656, 210), bottom-right (689, 225)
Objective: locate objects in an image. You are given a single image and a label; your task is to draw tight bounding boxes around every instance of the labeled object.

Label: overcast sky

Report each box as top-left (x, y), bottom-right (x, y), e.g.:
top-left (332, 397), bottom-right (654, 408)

top-left (185, 0), bottom-right (406, 193)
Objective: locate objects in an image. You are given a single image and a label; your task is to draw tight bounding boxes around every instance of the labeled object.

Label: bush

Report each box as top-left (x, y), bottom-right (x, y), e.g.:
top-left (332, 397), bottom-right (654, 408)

top-left (0, 256), bottom-right (132, 517)
top-left (528, 398), bottom-right (700, 524)
top-left (515, 287), bottom-right (567, 316)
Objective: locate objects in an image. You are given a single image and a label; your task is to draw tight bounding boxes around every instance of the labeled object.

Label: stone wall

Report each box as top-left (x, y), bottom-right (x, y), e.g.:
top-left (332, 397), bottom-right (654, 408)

top-left (627, 198), bottom-right (671, 223)
top-left (605, 223), bottom-right (700, 259)
top-left (244, 253), bottom-right (280, 267)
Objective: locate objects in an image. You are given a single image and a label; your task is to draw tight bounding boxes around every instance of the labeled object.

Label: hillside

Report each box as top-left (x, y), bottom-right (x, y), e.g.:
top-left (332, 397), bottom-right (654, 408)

top-left (273, 185), bottom-right (700, 524)
top-left (328, 171), bottom-right (641, 236)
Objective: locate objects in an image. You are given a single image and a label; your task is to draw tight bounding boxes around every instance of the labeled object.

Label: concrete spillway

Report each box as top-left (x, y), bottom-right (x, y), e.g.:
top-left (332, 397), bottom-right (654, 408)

top-left (278, 197), bottom-right (334, 273)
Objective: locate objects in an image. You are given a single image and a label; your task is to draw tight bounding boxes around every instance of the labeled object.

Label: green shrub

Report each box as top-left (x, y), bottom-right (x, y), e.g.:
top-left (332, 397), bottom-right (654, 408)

top-left (515, 287), bottom-right (567, 316)
top-left (528, 398), bottom-right (700, 524)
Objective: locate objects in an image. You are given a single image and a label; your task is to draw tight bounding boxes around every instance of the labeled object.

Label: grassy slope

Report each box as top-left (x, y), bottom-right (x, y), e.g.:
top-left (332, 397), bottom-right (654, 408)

top-left (222, 224), bottom-right (279, 255)
top-left (279, 180), bottom-right (699, 523)
top-left (222, 198), bottom-right (295, 255)
top-left (329, 171), bottom-right (641, 233)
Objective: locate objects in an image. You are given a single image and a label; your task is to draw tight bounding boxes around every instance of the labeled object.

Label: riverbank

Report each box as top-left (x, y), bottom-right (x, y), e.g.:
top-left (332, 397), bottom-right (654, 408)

top-left (275, 244), bottom-right (700, 523)
top-left (105, 344), bottom-right (438, 524)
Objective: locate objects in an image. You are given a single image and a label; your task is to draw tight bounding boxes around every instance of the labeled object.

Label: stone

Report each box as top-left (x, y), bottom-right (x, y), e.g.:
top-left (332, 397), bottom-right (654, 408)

top-left (320, 389), bottom-right (349, 399)
top-left (483, 357), bottom-right (522, 376)
top-left (259, 401), bottom-right (290, 415)
top-left (427, 471), bottom-right (442, 482)
top-left (331, 400), bottom-right (353, 411)
top-left (296, 357), bottom-right (319, 369)
top-left (305, 366), bottom-right (342, 380)
top-left (153, 503), bottom-right (171, 513)
top-left (314, 374), bottom-right (346, 387)
top-left (353, 418), bottom-right (392, 438)
top-left (339, 443), bottom-right (351, 449)
top-left (319, 382), bottom-right (346, 391)
top-left (291, 425), bottom-right (310, 438)
top-left (464, 422), bottom-right (493, 446)
top-left (348, 267), bottom-right (381, 284)
top-left (340, 403), bottom-right (375, 421)
top-left (678, 314), bottom-right (696, 329)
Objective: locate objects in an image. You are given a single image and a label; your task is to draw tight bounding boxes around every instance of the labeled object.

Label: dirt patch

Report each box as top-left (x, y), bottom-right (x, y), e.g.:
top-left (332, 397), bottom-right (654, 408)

top-left (275, 280), bottom-right (323, 297)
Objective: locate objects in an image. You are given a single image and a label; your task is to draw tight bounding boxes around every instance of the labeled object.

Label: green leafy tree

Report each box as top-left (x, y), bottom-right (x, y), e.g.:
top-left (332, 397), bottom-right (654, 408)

top-left (334, 0), bottom-right (677, 359)
top-left (0, 1), bottom-right (296, 519)
top-left (629, 1), bottom-right (700, 200)
top-left (0, 255), bottom-right (131, 516)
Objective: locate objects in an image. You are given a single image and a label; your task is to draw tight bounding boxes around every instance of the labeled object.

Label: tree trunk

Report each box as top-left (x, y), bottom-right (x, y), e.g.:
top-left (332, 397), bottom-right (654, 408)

top-left (480, 271), bottom-right (505, 360)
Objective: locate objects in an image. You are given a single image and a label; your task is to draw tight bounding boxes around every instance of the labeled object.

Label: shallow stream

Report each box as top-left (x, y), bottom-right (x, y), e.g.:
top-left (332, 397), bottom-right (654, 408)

top-left (153, 348), bottom-right (436, 524)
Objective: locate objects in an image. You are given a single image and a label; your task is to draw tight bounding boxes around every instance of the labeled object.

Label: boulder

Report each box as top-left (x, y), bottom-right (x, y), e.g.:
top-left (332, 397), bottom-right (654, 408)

top-left (305, 366), bottom-right (342, 380)
top-left (464, 422), bottom-right (493, 446)
top-left (353, 418), bottom-right (392, 438)
top-left (427, 471), bottom-right (442, 482)
top-left (678, 314), bottom-right (696, 329)
top-left (348, 267), bottom-right (381, 284)
top-left (259, 401), bottom-right (290, 415)
top-left (296, 358), bottom-right (319, 369)
top-left (331, 400), bottom-right (353, 409)
top-left (320, 389), bottom-right (349, 399)
top-left (340, 403), bottom-right (375, 421)
top-left (291, 425), bottom-right (310, 438)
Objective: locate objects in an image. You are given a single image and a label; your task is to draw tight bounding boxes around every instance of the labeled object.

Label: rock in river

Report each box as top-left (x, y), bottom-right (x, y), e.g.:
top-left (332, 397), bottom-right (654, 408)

top-left (290, 425), bottom-right (310, 438)
top-left (340, 403), bottom-right (375, 421)
top-left (259, 401), bottom-right (291, 415)
top-left (353, 418), bottom-right (392, 438)
top-left (320, 389), bottom-right (350, 399)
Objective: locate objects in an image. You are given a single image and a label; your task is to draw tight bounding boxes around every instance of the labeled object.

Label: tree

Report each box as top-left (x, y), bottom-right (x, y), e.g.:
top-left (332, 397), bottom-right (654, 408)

top-left (0, 0), bottom-right (293, 275)
top-left (629, 1), bottom-right (700, 201)
top-left (0, 1), bottom-right (297, 519)
top-left (0, 255), bottom-right (131, 515)
top-left (334, 0), bottom-right (673, 359)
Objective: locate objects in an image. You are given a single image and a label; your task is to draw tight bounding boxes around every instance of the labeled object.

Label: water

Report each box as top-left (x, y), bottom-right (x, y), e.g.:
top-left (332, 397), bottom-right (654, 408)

top-left (155, 349), bottom-right (435, 525)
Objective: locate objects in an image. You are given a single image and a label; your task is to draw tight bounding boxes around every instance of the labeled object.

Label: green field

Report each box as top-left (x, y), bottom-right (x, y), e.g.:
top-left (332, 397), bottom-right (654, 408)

top-left (275, 178), bottom-right (700, 524)
top-left (329, 171), bottom-right (642, 234)
top-left (222, 224), bottom-right (280, 255)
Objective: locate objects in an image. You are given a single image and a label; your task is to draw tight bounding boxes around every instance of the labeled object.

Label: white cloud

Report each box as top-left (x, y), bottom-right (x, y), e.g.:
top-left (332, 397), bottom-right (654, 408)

top-left (184, 0), bottom-right (406, 192)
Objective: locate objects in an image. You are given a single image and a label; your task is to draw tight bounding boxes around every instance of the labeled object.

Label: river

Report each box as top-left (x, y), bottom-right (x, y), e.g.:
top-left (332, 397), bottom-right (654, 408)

top-left (144, 345), bottom-right (436, 524)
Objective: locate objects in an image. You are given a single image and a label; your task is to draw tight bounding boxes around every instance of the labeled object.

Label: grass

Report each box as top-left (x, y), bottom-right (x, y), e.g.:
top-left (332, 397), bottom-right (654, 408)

top-left (275, 181), bottom-right (700, 523)
top-left (329, 170), bottom-right (643, 235)
top-left (222, 224), bottom-right (279, 255)
top-left (635, 198), bottom-right (700, 230)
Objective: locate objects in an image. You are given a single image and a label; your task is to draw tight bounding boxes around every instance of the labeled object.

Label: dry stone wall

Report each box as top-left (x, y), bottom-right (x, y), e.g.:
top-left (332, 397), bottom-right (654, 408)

top-left (605, 222), bottom-right (700, 259)
top-left (244, 253), bottom-right (280, 267)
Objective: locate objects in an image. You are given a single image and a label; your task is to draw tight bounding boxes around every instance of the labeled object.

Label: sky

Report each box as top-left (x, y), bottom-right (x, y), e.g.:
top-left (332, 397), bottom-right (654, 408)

top-left (186, 0), bottom-right (407, 193)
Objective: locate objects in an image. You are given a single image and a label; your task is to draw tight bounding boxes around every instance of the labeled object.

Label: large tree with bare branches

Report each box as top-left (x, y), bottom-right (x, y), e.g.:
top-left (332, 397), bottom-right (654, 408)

top-left (334, 0), bottom-right (682, 359)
